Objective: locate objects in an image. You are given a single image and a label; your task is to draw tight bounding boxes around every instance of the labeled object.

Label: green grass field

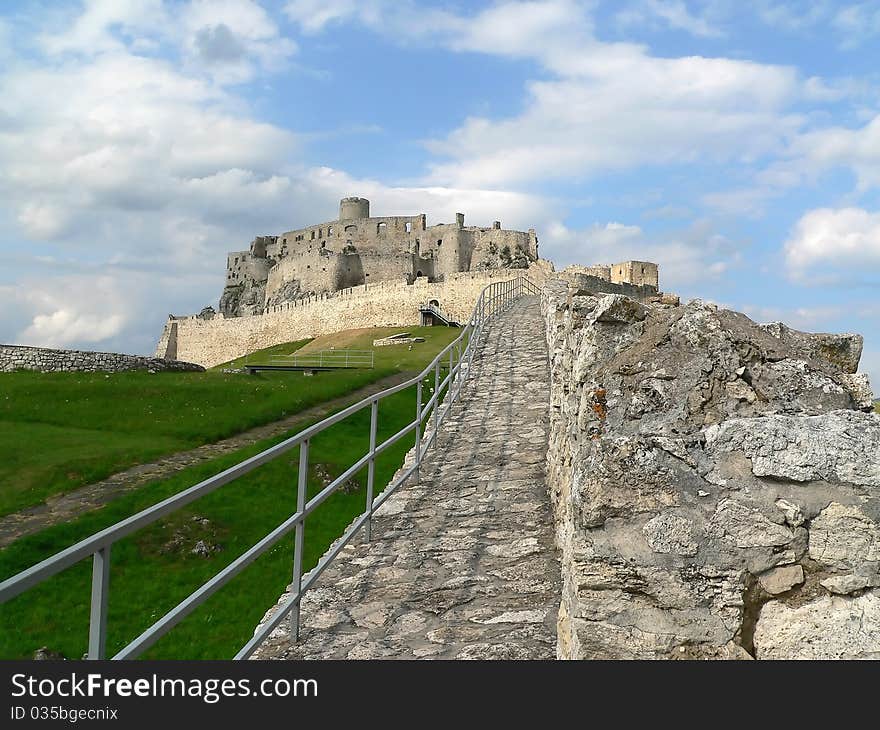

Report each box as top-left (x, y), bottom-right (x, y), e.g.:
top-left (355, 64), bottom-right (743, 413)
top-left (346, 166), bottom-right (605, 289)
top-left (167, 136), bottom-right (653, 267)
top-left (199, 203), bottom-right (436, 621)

top-left (0, 324), bottom-right (461, 659)
top-left (0, 381), bottom-right (440, 659)
top-left (0, 326), bottom-right (459, 517)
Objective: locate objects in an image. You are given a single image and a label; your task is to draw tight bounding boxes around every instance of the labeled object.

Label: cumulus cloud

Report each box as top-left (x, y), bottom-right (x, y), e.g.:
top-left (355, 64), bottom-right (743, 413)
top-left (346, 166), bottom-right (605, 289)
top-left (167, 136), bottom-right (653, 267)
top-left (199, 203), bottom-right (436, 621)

top-left (288, 0), bottom-right (811, 188)
top-left (785, 207), bottom-right (880, 281)
top-left (780, 114), bottom-right (880, 193)
top-left (615, 0), bottom-right (724, 38)
top-left (38, 0), bottom-right (296, 83)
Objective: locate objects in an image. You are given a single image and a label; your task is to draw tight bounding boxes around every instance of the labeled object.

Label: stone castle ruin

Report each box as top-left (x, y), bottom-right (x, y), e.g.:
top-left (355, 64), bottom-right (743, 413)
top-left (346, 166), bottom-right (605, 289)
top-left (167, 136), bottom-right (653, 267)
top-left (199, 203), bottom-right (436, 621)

top-left (153, 196), bottom-right (666, 368)
top-left (220, 197), bottom-right (541, 317)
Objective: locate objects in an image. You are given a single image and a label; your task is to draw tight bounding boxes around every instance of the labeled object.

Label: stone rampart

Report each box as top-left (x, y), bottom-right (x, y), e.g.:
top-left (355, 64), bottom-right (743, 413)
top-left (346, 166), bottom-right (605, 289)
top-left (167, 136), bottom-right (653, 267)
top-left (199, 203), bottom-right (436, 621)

top-left (158, 267), bottom-right (546, 368)
top-left (0, 345), bottom-right (204, 374)
top-left (557, 271), bottom-right (659, 302)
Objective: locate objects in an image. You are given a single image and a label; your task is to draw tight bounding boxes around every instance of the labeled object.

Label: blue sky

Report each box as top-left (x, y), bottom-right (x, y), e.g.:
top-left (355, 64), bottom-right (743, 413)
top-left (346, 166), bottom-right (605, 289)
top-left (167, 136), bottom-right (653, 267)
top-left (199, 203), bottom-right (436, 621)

top-left (0, 0), bottom-right (879, 387)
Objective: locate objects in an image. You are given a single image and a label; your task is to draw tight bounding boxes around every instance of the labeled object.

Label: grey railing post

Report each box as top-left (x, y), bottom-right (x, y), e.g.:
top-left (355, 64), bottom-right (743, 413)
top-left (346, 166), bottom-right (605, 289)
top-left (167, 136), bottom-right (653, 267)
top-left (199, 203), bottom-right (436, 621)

top-left (87, 546), bottom-right (111, 660)
top-left (456, 340), bottom-right (463, 396)
top-left (291, 438), bottom-right (308, 643)
top-left (414, 380), bottom-right (423, 480)
top-left (433, 360), bottom-right (440, 436)
top-left (365, 399), bottom-right (378, 542)
top-left (449, 347), bottom-right (455, 407)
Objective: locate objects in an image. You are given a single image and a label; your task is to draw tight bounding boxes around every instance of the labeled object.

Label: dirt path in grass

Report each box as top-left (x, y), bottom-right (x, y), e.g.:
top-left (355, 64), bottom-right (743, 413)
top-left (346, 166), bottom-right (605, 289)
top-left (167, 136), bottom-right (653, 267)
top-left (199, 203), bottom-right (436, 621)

top-left (0, 373), bottom-right (413, 549)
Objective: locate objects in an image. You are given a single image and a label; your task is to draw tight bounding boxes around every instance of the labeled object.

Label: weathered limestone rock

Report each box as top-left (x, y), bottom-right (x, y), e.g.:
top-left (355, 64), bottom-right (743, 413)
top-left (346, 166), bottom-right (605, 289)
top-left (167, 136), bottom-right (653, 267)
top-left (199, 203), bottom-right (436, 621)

top-left (593, 294), bottom-right (647, 324)
top-left (642, 512), bottom-right (699, 556)
top-left (542, 278), bottom-right (879, 660)
top-left (705, 411), bottom-right (880, 486)
top-left (757, 565), bottom-right (804, 595)
top-left (809, 502), bottom-right (880, 571)
top-left (753, 593), bottom-right (880, 659)
top-left (820, 574), bottom-right (878, 595)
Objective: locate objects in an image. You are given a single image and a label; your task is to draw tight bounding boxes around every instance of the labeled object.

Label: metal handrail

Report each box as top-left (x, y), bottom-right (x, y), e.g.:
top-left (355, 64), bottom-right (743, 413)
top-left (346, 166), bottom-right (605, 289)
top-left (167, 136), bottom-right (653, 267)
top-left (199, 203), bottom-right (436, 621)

top-left (267, 349), bottom-right (375, 369)
top-left (0, 276), bottom-right (542, 660)
top-left (419, 303), bottom-right (459, 327)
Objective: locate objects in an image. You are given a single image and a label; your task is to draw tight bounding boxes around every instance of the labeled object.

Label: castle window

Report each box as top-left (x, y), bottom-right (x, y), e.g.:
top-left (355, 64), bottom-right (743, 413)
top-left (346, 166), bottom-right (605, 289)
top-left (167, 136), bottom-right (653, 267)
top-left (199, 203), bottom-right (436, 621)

top-left (311, 231), bottom-right (315, 240)
top-left (283, 238), bottom-right (287, 245)
top-left (345, 224), bottom-right (356, 233)
top-left (405, 222), bottom-right (412, 233)
top-left (328, 226), bottom-right (334, 235)
top-left (377, 222), bottom-right (387, 235)
top-left (437, 239), bottom-right (442, 246)
top-left (318, 229), bottom-right (323, 237)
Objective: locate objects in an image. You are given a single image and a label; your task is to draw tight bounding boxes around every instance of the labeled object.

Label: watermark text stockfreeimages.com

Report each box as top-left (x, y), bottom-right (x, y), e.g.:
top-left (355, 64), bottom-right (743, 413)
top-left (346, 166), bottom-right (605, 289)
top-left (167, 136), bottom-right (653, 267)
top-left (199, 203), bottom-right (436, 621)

top-left (10, 672), bottom-right (317, 705)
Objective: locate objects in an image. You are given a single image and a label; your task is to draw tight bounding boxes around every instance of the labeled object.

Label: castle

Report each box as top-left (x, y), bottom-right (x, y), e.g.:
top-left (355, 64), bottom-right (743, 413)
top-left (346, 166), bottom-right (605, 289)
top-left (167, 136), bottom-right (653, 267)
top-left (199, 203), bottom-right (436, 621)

top-left (220, 197), bottom-right (540, 317)
top-left (155, 196), bottom-right (663, 368)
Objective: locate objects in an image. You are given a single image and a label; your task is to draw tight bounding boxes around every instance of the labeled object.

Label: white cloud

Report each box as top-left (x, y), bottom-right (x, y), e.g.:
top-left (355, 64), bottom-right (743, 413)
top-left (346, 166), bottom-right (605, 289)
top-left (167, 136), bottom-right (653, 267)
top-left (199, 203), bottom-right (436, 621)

top-left (10, 275), bottom-right (130, 348)
top-left (785, 207), bottom-right (880, 279)
top-left (616, 0), bottom-right (724, 38)
top-left (284, 1), bottom-right (809, 188)
top-left (179, 0), bottom-right (297, 82)
top-left (832, 2), bottom-right (880, 48)
top-left (783, 113), bottom-right (880, 193)
top-left (38, 0), bottom-right (168, 56)
top-left (424, 50), bottom-right (803, 187)
top-left (38, 0), bottom-right (296, 83)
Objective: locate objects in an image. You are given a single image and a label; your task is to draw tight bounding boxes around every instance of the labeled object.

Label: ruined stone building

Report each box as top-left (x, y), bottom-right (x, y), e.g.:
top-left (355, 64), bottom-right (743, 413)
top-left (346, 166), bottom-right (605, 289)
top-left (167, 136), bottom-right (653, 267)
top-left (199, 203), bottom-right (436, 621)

top-left (220, 197), bottom-right (541, 317)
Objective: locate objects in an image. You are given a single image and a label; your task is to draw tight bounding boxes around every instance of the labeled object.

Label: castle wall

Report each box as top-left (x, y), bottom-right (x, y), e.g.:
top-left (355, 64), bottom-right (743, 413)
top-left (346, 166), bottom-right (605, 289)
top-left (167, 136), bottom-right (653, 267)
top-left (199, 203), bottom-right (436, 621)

top-left (225, 250), bottom-right (271, 286)
top-left (561, 264), bottom-right (611, 281)
top-left (159, 267), bottom-right (544, 369)
top-left (611, 260), bottom-right (659, 288)
top-left (560, 273), bottom-right (659, 302)
top-left (467, 227), bottom-right (535, 269)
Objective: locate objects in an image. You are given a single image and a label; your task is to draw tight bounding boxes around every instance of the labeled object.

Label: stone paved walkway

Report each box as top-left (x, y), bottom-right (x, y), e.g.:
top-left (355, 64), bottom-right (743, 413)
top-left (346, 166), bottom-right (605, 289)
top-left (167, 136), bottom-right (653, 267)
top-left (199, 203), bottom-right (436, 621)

top-left (253, 297), bottom-right (560, 659)
top-left (0, 373), bottom-right (411, 548)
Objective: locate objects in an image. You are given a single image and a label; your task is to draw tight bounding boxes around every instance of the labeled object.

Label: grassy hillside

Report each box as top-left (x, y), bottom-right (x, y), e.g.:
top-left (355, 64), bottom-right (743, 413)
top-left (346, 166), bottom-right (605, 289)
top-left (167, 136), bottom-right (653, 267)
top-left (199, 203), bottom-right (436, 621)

top-left (0, 326), bottom-right (460, 517)
top-left (0, 380), bottom-right (437, 659)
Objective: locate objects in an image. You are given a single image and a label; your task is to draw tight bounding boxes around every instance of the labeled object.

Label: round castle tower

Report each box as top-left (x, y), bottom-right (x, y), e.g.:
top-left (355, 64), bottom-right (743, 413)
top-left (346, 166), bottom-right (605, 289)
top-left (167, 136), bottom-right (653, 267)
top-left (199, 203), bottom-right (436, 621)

top-left (339, 197), bottom-right (370, 220)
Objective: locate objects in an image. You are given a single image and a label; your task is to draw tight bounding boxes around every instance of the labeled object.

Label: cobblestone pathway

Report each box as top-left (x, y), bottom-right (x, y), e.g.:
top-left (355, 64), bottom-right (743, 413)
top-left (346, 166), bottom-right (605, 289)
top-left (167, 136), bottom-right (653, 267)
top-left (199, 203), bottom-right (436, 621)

top-left (253, 297), bottom-right (560, 659)
top-left (0, 373), bottom-right (411, 548)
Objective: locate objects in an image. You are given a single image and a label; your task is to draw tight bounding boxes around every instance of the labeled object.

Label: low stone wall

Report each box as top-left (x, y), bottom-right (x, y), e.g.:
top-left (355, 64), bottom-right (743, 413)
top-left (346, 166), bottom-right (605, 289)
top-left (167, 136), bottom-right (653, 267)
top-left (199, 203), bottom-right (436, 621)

top-left (557, 271), bottom-right (659, 302)
top-left (157, 265), bottom-right (549, 368)
top-left (541, 279), bottom-right (879, 659)
top-left (0, 345), bottom-right (205, 374)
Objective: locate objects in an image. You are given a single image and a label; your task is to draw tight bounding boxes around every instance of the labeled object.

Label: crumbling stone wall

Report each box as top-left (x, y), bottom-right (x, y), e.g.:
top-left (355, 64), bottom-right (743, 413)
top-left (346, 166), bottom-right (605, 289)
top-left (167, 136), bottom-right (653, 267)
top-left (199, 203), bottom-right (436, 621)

top-left (0, 345), bottom-right (204, 373)
top-left (541, 279), bottom-right (879, 659)
top-left (557, 272), bottom-right (660, 302)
